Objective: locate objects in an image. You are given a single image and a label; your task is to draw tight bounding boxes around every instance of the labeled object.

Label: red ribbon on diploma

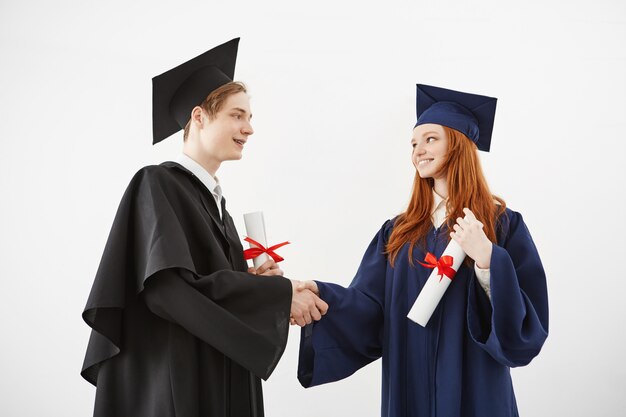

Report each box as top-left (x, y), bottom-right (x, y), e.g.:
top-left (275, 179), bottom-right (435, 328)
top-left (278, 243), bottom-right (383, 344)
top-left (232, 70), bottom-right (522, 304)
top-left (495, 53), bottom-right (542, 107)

top-left (418, 252), bottom-right (457, 282)
top-left (243, 237), bottom-right (290, 263)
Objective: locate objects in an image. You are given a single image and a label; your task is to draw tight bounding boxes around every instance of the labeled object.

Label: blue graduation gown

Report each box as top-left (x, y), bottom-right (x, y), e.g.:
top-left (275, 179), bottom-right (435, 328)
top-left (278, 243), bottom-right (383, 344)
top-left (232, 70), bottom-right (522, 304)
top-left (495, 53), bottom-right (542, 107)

top-left (298, 208), bottom-right (548, 417)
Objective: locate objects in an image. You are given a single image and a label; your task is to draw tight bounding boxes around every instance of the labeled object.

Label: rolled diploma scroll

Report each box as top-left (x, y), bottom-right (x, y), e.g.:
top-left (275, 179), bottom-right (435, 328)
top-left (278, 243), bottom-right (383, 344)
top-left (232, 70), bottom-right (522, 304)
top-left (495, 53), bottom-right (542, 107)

top-left (407, 229), bottom-right (467, 327)
top-left (243, 211), bottom-right (269, 269)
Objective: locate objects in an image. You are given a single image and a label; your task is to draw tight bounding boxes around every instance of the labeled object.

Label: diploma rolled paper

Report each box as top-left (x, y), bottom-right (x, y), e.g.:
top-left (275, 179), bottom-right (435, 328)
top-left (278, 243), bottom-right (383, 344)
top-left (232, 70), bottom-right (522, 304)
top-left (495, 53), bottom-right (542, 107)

top-left (243, 211), bottom-right (269, 269)
top-left (407, 226), bottom-right (468, 327)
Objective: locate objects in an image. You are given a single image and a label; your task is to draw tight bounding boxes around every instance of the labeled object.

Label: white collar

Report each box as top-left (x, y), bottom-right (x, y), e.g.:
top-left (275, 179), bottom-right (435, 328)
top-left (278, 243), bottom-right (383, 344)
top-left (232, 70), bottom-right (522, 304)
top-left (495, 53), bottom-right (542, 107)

top-left (431, 189), bottom-right (447, 228)
top-left (431, 189), bottom-right (447, 214)
top-left (176, 153), bottom-right (222, 199)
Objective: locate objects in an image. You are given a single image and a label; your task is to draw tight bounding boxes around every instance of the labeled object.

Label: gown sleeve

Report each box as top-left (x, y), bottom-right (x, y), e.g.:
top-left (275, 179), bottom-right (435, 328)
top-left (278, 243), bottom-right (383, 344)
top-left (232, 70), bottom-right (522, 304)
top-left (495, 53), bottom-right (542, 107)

top-left (81, 166), bottom-right (291, 385)
top-left (298, 221), bottom-right (390, 387)
top-left (467, 209), bottom-right (549, 367)
top-left (143, 267), bottom-right (292, 380)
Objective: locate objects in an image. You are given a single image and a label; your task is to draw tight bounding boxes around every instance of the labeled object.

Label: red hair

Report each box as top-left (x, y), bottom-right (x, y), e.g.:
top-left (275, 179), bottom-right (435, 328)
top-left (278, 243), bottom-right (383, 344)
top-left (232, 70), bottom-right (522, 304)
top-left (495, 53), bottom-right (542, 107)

top-left (386, 126), bottom-right (506, 266)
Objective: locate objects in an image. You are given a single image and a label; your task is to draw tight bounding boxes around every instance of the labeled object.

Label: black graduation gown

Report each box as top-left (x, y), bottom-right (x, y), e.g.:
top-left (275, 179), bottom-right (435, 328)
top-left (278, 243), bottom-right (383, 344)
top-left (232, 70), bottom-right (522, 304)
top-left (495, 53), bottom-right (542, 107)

top-left (81, 161), bottom-right (292, 417)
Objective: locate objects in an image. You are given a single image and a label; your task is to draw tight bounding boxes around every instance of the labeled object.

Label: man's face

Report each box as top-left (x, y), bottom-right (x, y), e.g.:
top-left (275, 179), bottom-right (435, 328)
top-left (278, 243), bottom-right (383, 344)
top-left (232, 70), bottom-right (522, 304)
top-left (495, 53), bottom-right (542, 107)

top-left (199, 91), bottom-right (254, 163)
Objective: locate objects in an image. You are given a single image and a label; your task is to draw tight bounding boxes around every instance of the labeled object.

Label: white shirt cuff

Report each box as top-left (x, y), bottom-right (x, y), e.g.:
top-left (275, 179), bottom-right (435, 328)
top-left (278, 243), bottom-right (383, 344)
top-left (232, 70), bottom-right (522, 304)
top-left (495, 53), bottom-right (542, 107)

top-left (474, 264), bottom-right (491, 300)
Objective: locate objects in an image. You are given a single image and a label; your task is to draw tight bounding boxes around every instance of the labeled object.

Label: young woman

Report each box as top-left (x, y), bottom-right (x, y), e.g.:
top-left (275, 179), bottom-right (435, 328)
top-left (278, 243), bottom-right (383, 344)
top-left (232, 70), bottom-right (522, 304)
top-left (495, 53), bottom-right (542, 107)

top-left (298, 84), bottom-right (548, 417)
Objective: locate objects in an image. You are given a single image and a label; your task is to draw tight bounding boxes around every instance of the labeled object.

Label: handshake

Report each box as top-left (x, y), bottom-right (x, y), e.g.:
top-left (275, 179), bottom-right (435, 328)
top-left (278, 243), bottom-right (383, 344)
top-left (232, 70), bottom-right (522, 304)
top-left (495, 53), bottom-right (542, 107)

top-left (289, 280), bottom-right (328, 327)
top-left (248, 260), bottom-right (329, 327)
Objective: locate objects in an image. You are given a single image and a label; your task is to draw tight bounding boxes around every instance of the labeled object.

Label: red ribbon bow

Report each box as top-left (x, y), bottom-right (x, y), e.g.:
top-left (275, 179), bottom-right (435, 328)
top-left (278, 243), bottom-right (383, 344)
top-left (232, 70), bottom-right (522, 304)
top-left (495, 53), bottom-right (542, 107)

top-left (243, 237), bottom-right (290, 263)
top-left (418, 252), bottom-right (457, 282)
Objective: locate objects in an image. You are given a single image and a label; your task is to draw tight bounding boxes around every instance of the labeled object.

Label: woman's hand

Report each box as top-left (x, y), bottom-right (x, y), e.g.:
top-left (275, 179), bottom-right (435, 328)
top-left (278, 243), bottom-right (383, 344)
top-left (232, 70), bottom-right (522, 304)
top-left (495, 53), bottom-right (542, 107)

top-left (450, 208), bottom-right (492, 268)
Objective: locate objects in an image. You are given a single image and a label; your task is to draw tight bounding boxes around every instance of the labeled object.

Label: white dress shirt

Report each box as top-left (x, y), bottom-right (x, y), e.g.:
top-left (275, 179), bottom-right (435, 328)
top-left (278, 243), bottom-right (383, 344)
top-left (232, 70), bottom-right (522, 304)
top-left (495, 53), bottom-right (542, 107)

top-left (177, 153), bottom-right (223, 219)
top-left (431, 190), bottom-right (492, 299)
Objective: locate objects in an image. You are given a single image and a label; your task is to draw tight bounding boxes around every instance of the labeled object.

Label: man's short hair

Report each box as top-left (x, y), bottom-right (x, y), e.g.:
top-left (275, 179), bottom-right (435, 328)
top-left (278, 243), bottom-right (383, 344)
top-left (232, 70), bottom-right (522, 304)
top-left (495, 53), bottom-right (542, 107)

top-left (183, 81), bottom-right (248, 140)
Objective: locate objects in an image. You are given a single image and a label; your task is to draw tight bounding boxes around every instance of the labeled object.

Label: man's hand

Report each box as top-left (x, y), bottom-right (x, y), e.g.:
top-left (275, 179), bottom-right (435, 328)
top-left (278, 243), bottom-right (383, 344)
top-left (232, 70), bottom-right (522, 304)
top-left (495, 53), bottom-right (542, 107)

top-left (247, 259), bottom-right (284, 276)
top-left (298, 280), bottom-right (320, 295)
top-left (290, 280), bottom-right (328, 327)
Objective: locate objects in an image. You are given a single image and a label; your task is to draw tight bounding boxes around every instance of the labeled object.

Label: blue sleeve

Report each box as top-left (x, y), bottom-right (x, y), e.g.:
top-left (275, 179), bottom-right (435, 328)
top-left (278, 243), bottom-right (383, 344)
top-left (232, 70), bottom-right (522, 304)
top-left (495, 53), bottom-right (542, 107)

top-left (298, 221), bottom-right (390, 387)
top-left (467, 210), bottom-right (549, 367)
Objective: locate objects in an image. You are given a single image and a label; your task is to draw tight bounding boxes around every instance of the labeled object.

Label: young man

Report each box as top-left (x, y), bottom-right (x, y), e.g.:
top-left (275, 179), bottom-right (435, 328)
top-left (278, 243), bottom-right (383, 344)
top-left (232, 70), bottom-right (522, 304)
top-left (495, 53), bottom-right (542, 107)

top-left (81, 38), bottom-right (327, 417)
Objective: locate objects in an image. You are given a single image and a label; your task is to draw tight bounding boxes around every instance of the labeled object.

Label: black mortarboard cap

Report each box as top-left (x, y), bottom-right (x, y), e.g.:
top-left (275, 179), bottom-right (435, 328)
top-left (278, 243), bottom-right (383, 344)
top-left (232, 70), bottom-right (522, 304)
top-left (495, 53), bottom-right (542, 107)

top-left (152, 38), bottom-right (239, 144)
top-left (414, 84), bottom-right (497, 152)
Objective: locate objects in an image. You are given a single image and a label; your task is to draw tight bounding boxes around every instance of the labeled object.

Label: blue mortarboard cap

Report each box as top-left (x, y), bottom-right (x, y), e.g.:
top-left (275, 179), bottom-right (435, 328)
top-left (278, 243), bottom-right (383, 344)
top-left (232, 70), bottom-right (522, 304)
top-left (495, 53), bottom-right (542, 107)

top-left (414, 84), bottom-right (497, 152)
top-left (152, 38), bottom-right (239, 144)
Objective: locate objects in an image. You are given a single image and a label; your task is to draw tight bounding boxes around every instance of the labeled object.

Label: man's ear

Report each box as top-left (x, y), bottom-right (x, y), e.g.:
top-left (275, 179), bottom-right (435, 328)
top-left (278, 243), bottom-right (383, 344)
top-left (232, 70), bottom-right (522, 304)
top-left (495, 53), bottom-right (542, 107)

top-left (190, 106), bottom-right (204, 128)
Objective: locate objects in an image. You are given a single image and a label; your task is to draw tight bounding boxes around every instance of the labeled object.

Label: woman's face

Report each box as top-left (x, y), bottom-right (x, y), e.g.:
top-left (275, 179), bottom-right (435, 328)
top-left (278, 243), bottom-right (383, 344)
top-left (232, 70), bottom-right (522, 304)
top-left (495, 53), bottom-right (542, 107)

top-left (411, 123), bottom-right (449, 180)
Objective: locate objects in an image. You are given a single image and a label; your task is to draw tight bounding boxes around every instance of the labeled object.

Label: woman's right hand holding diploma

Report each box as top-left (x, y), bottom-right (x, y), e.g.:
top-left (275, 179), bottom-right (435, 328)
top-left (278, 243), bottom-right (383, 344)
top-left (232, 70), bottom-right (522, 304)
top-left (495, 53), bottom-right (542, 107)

top-left (290, 280), bottom-right (328, 327)
top-left (450, 208), bottom-right (493, 269)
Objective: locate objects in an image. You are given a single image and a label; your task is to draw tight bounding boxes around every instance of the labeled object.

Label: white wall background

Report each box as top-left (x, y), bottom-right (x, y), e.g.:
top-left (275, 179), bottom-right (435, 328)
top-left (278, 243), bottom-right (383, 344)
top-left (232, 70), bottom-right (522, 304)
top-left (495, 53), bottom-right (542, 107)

top-left (1, 0), bottom-right (625, 416)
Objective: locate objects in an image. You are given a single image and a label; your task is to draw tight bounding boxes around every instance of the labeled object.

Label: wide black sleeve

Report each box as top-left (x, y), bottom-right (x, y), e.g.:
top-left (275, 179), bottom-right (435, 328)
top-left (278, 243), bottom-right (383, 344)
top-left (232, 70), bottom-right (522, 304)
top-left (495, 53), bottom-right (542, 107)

top-left (81, 165), bottom-right (291, 385)
top-left (143, 267), bottom-right (292, 380)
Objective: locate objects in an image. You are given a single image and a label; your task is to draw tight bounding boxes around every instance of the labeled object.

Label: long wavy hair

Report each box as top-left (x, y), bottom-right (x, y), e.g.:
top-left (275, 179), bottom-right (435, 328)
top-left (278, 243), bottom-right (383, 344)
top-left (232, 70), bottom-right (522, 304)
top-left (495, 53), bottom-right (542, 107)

top-left (386, 126), bottom-right (506, 267)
